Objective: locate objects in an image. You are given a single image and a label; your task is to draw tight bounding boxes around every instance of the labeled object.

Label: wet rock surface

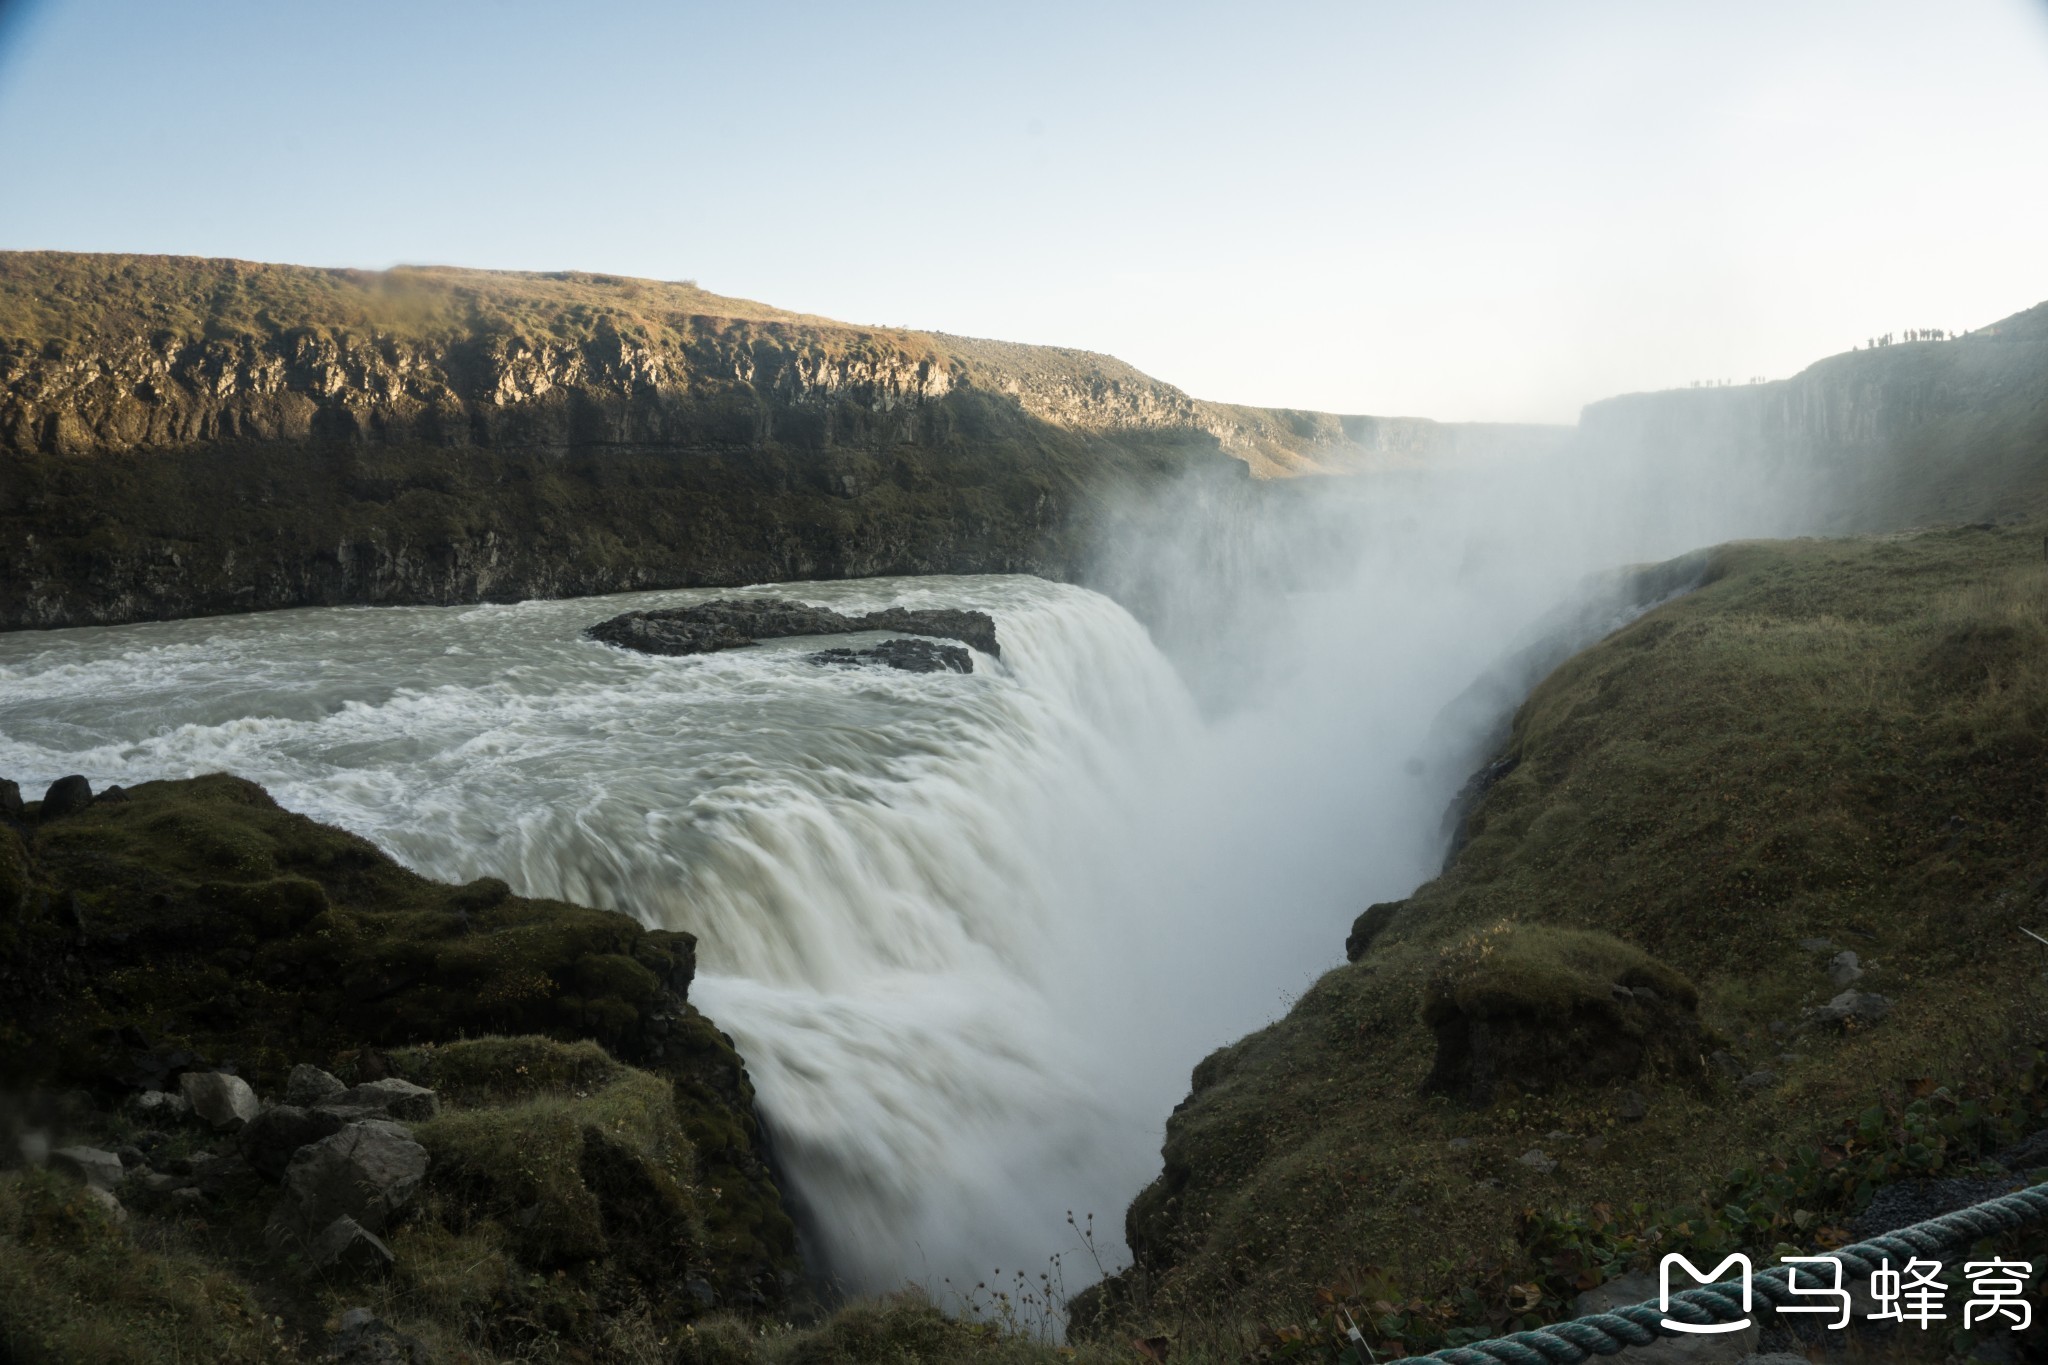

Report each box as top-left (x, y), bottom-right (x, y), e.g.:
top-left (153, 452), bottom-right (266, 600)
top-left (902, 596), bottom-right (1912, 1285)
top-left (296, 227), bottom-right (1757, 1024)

top-left (180, 1070), bottom-right (262, 1130)
top-left (587, 596), bottom-right (999, 659)
top-left (808, 637), bottom-right (974, 673)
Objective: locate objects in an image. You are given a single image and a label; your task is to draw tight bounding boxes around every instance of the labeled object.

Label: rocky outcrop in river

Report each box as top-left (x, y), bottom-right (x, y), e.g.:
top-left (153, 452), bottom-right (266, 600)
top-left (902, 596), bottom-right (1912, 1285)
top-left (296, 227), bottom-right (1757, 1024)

top-left (585, 596), bottom-right (999, 658)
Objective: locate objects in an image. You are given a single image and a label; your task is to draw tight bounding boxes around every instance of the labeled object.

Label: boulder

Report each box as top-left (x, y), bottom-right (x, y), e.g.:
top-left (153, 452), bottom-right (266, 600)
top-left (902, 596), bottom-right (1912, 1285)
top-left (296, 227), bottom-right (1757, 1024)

top-left (326, 1306), bottom-right (430, 1365)
top-left (238, 1104), bottom-right (347, 1181)
top-left (1826, 950), bottom-right (1864, 990)
top-left (180, 1070), bottom-right (261, 1129)
top-left (49, 1145), bottom-right (124, 1190)
top-left (0, 779), bottom-right (21, 820)
top-left (1802, 990), bottom-right (1892, 1030)
top-left (285, 1063), bottom-right (348, 1109)
top-left (306, 1214), bottom-right (395, 1277)
top-left (277, 1120), bottom-right (428, 1236)
top-left (127, 1089), bottom-right (191, 1122)
top-left (586, 597), bottom-right (1000, 659)
top-left (1345, 901), bottom-right (1403, 962)
top-left (81, 1185), bottom-right (127, 1224)
top-left (327, 1078), bottom-right (439, 1122)
top-left (39, 775), bottom-right (93, 821)
top-left (807, 638), bottom-right (973, 674)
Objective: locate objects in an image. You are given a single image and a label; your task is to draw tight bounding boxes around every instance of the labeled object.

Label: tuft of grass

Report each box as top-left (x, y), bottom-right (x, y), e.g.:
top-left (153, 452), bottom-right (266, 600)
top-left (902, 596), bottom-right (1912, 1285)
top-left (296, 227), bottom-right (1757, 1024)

top-left (390, 1034), bottom-right (626, 1105)
top-left (0, 1168), bottom-right (296, 1363)
top-left (414, 1054), bottom-right (700, 1267)
top-left (1425, 921), bottom-right (1697, 1023)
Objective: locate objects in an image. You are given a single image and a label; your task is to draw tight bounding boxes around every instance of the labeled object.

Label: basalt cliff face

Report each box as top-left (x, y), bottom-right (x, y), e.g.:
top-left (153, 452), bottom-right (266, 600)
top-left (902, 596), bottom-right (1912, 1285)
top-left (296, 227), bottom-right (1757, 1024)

top-left (0, 253), bottom-right (1551, 631)
top-left (1578, 302), bottom-right (2048, 528)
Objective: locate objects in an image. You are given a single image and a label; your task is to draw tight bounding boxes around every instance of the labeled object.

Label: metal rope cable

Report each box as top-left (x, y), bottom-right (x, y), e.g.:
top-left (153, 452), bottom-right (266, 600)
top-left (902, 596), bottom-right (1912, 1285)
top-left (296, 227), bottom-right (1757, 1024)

top-left (1415, 1180), bottom-right (2048, 1365)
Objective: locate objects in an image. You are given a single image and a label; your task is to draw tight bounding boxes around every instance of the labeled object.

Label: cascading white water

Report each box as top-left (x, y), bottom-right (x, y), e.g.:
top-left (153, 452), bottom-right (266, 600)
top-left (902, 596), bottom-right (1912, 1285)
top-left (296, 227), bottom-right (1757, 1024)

top-left (0, 574), bottom-right (1204, 1289)
top-left (0, 420), bottom-right (1840, 1299)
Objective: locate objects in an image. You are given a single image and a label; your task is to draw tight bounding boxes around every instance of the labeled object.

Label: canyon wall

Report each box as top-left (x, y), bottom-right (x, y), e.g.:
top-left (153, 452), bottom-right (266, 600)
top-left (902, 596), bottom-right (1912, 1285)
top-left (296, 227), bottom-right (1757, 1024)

top-left (0, 253), bottom-right (1556, 630)
top-left (1577, 301), bottom-right (2048, 528)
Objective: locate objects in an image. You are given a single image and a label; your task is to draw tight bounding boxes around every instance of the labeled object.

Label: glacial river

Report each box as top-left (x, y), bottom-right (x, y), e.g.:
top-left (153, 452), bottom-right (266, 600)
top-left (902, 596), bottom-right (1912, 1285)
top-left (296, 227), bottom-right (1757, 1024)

top-left (0, 573), bottom-right (1420, 1292)
top-left (0, 416), bottom-right (1824, 1294)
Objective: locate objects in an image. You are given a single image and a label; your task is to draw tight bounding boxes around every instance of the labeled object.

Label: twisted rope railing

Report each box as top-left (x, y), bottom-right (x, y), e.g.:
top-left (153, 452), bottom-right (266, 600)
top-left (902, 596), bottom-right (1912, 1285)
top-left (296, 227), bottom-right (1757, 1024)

top-left (1415, 1179), bottom-right (2048, 1365)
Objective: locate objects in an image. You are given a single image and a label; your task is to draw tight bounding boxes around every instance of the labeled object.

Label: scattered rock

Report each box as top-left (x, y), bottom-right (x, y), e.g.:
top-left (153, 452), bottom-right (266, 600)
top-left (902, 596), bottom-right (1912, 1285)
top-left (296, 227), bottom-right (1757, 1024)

top-left (1584, 1134), bottom-right (1608, 1156)
top-left (1709, 1049), bottom-right (1745, 1077)
top-left (138, 1171), bottom-right (191, 1196)
top-left (1619, 1090), bottom-right (1648, 1121)
top-left (1796, 937), bottom-right (1836, 953)
top-left (180, 1070), bottom-right (262, 1130)
top-left (49, 1145), bottom-right (124, 1190)
top-left (277, 1120), bottom-right (428, 1237)
top-left (809, 637), bottom-right (975, 673)
top-left (39, 774), bottom-right (93, 821)
top-left (112, 1143), bottom-right (146, 1167)
top-left (1346, 901), bottom-right (1403, 962)
top-left (1802, 990), bottom-right (1892, 1030)
top-left (587, 598), bottom-right (1000, 659)
top-left (1738, 1070), bottom-right (1778, 1092)
top-left (328, 1079), bottom-right (439, 1123)
top-left (307, 1215), bottom-right (396, 1277)
top-left (1575, 1271), bottom-right (1760, 1364)
top-left (239, 1104), bottom-right (348, 1181)
top-left (128, 1088), bottom-right (191, 1122)
top-left (81, 1185), bottom-right (127, 1223)
top-left (286, 1064), bottom-right (349, 1109)
top-left (326, 1305), bottom-right (431, 1364)
top-left (1826, 950), bottom-right (1864, 990)
top-left (1517, 1148), bottom-right (1558, 1174)
top-left (1851, 1177), bottom-right (2013, 1237)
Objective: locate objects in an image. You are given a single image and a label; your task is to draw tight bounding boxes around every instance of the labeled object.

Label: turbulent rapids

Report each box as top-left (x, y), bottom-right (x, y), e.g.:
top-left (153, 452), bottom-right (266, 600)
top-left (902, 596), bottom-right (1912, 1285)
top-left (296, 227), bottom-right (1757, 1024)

top-left (0, 575), bottom-right (1266, 1290)
top-left (0, 410), bottom-right (1832, 1300)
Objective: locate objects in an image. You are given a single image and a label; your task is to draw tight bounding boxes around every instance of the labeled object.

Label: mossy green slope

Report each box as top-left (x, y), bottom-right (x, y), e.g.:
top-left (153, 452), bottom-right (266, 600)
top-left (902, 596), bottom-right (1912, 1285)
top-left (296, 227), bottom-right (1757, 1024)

top-left (0, 773), bottom-right (796, 1307)
top-left (1085, 522), bottom-right (2048, 1339)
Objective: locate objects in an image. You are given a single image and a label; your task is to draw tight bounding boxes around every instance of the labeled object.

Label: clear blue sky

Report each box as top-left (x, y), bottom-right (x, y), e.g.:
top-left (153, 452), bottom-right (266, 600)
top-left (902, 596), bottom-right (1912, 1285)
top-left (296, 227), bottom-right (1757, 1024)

top-left (2, 0), bottom-right (2046, 422)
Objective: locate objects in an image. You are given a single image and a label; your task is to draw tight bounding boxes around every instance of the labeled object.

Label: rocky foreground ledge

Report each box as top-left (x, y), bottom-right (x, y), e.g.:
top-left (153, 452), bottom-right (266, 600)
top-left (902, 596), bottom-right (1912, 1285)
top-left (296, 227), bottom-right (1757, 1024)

top-left (585, 597), bottom-right (999, 667)
top-left (0, 772), bottom-right (799, 1360)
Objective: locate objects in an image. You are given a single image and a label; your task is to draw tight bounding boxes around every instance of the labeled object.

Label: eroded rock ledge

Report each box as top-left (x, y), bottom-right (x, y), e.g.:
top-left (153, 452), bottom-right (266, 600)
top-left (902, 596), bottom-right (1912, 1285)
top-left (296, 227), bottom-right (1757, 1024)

top-left (584, 597), bottom-right (999, 659)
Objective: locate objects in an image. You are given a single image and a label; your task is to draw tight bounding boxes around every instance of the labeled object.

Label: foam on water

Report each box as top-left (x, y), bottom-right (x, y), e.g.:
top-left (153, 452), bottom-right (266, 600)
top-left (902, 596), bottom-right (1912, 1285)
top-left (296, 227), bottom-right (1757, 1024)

top-left (0, 575), bottom-right (1203, 1287)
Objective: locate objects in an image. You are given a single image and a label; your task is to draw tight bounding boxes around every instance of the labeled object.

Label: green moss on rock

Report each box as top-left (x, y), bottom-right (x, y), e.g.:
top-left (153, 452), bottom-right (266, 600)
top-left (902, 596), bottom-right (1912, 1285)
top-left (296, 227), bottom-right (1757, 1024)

top-left (0, 773), bottom-right (796, 1309)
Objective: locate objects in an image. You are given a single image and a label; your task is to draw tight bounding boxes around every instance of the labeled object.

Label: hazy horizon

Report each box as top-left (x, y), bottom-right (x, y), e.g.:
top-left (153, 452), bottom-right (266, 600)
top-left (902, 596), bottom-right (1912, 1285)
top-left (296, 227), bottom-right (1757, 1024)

top-left (2, 1), bottom-right (2046, 424)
